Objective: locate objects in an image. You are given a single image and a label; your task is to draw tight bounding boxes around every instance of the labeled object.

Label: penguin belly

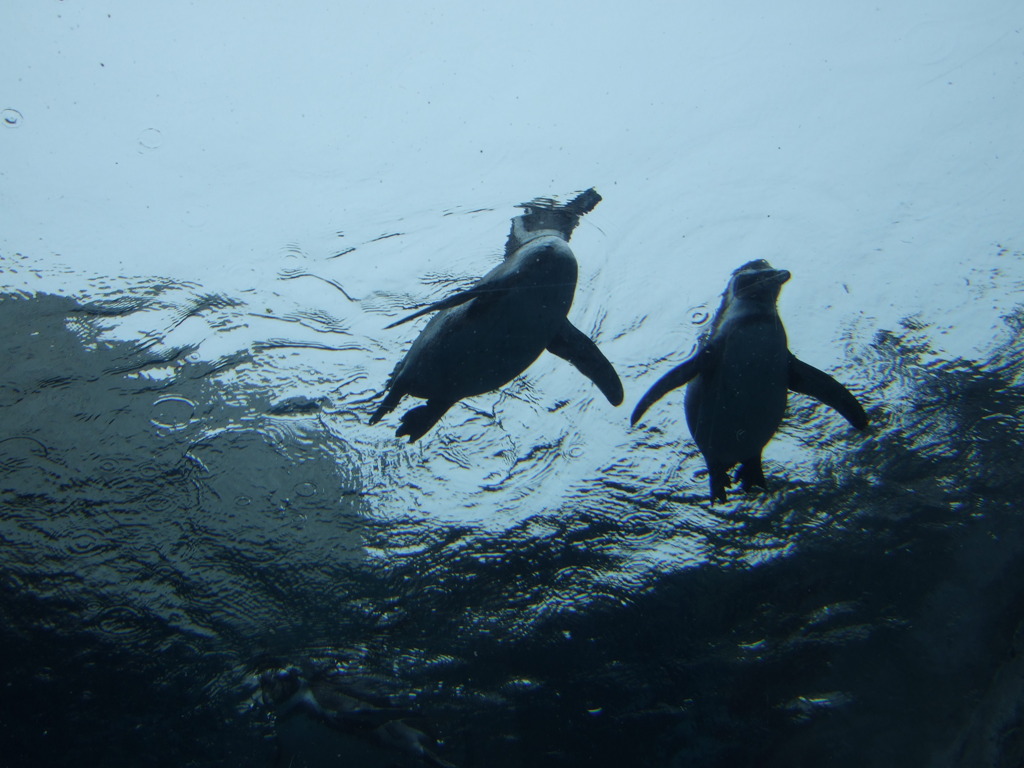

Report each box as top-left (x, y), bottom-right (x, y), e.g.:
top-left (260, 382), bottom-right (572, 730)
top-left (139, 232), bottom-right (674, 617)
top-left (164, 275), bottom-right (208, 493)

top-left (685, 323), bottom-right (789, 468)
top-left (398, 297), bottom-right (556, 401)
top-left (399, 243), bottom-right (576, 402)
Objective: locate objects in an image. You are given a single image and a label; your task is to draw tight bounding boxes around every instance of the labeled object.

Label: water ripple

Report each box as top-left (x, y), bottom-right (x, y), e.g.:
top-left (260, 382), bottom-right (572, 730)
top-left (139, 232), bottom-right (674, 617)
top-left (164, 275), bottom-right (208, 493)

top-left (151, 395), bottom-right (196, 428)
top-left (4, 229), bottom-right (1024, 766)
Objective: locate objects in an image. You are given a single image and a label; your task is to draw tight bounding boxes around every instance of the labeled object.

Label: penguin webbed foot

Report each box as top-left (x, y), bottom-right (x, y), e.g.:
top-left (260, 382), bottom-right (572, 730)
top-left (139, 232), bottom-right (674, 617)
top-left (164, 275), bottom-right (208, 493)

top-left (707, 458), bottom-right (767, 503)
top-left (368, 403), bottom-right (389, 426)
top-left (396, 400), bottom-right (453, 443)
top-left (735, 457), bottom-right (767, 492)
top-left (707, 464), bottom-right (732, 505)
top-left (369, 390), bottom-right (403, 426)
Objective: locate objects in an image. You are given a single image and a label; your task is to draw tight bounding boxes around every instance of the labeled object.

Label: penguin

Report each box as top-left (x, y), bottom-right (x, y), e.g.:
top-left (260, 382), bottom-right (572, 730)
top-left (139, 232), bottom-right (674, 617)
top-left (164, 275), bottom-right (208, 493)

top-left (630, 259), bottom-right (868, 503)
top-left (369, 188), bottom-right (623, 442)
top-left (260, 667), bottom-right (458, 768)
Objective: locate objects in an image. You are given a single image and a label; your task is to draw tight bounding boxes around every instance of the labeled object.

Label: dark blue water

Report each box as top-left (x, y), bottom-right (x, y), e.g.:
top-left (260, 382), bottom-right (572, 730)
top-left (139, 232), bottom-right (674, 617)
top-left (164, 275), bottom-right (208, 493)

top-left (2, 275), bottom-right (1023, 767)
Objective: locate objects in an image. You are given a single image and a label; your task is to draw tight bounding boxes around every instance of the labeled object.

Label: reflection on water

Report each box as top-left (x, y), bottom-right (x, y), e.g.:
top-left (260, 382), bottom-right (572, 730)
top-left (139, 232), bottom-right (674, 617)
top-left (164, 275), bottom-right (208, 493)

top-left (1, 249), bottom-right (1024, 766)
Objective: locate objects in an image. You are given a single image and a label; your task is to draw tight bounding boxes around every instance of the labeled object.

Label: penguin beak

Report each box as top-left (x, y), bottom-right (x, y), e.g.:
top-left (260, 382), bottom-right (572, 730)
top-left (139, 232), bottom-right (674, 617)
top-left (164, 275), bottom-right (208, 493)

top-left (743, 269), bottom-right (790, 293)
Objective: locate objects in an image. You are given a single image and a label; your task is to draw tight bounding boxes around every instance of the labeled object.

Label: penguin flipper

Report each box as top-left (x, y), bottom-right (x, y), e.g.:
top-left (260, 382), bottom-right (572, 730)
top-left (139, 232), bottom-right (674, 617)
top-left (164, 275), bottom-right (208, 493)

top-left (422, 747), bottom-right (460, 768)
top-left (385, 262), bottom-right (522, 329)
top-left (385, 288), bottom-right (486, 329)
top-left (334, 707), bottom-right (418, 731)
top-left (396, 399), bottom-right (454, 442)
top-left (546, 319), bottom-right (624, 406)
top-left (630, 353), bottom-right (703, 425)
top-left (787, 355), bottom-right (868, 430)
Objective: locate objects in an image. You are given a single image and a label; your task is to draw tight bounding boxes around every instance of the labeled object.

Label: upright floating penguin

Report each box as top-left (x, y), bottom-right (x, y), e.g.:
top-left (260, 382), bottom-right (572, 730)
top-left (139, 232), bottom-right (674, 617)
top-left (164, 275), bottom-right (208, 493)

top-left (631, 260), bottom-right (868, 503)
top-left (370, 188), bottom-right (624, 442)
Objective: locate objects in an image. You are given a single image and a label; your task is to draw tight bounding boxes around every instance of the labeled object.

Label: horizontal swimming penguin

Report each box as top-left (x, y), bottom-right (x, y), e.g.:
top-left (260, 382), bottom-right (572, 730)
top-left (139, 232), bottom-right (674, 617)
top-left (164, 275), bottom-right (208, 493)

top-left (631, 260), bottom-right (868, 503)
top-left (261, 667), bottom-right (457, 768)
top-left (369, 189), bottom-right (623, 442)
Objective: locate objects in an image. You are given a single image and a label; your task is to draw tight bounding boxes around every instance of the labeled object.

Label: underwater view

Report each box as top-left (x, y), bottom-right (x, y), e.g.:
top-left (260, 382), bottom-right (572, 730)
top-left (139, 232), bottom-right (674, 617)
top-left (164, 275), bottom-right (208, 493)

top-left (2, 2), bottom-right (1024, 766)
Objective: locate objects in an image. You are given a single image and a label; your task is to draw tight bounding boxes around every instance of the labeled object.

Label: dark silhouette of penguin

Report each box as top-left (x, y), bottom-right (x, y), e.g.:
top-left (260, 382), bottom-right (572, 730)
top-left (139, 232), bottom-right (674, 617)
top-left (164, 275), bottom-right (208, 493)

top-left (631, 259), bottom-right (868, 503)
top-left (260, 667), bottom-right (458, 768)
top-left (370, 189), bottom-right (623, 442)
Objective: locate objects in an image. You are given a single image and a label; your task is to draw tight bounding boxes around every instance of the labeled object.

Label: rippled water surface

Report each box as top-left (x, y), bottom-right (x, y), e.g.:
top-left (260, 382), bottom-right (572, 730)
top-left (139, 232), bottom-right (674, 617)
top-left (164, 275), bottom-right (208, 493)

top-left (3, 2), bottom-right (1024, 767)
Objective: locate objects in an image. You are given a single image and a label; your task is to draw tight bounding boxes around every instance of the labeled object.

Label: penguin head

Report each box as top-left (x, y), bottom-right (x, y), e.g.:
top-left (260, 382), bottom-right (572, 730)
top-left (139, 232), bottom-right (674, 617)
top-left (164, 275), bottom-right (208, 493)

top-left (259, 667), bottom-right (304, 707)
top-left (504, 208), bottom-right (580, 257)
top-left (727, 260), bottom-right (791, 303)
top-left (504, 188), bottom-right (601, 257)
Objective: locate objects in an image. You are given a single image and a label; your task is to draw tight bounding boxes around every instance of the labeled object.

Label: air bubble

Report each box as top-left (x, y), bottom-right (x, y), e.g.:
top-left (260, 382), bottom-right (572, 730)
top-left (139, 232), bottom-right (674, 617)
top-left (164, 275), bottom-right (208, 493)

top-left (142, 494), bottom-right (174, 513)
top-left (0, 385), bottom-right (21, 407)
top-left (0, 436), bottom-right (49, 459)
top-left (690, 307), bottom-right (710, 325)
top-left (2, 108), bottom-right (23, 128)
top-left (151, 396), bottom-right (196, 428)
top-left (95, 606), bottom-right (146, 638)
top-left (138, 127), bottom-right (162, 150)
top-left (66, 529), bottom-right (110, 556)
top-left (295, 482), bottom-right (318, 498)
